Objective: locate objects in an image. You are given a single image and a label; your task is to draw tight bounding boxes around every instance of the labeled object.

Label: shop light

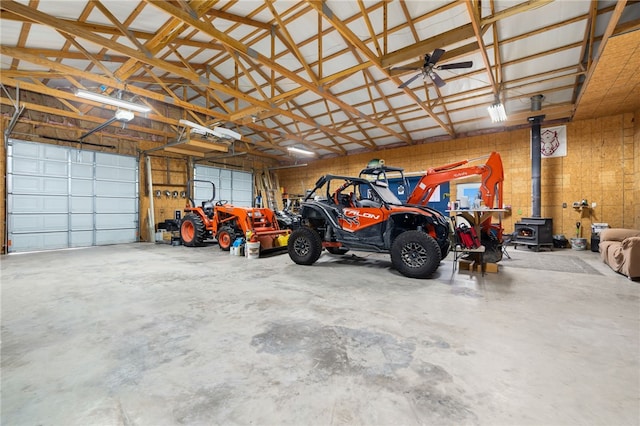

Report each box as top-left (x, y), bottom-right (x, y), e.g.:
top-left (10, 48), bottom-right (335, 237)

top-left (488, 102), bottom-right (507, 123)
top-left (287, 146), bottom-right (315, 156)
top-left (75, 89), bottom-right (151, 113)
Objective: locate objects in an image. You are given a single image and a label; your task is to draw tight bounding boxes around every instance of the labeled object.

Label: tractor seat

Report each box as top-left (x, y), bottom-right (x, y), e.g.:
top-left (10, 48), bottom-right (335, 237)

top-left (202, 201), bottom-right (214, 218)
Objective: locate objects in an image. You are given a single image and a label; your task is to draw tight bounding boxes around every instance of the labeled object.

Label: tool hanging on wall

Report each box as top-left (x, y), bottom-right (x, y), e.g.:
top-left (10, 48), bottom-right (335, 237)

top-left (576, 221), bottom-right (581, 238)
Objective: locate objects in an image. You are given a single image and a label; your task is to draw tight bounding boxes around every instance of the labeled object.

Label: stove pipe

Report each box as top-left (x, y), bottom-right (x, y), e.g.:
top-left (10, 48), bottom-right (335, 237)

top-left (529, 95), bottom-right (544, 218)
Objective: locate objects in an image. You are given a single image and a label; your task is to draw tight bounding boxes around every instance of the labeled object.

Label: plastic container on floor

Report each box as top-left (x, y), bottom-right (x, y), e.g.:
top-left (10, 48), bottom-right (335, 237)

top-left (570, 238), bottom-right (587, 251)
top-left (246, 241), bottom-right (260, 259)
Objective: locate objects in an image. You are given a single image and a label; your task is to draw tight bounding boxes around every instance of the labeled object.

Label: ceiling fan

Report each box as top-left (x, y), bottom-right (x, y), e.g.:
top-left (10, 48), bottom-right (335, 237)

top-left (395, 48), bottom-right (473, 89)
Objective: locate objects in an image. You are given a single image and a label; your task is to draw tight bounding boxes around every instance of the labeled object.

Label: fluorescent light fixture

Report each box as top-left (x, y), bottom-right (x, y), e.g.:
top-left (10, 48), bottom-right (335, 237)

top-left (488, 102), bottom-right (507, 123)
top-left (269, 163), bottom-right (308, 170)
top-left (75, 89), bottom-right (151, 113)
top-left (179, 119), bottom-right (241, 141)
top-left (287, 146), bottom-right (315, 156)
top-left (114, 110), bottom-right (134, 122)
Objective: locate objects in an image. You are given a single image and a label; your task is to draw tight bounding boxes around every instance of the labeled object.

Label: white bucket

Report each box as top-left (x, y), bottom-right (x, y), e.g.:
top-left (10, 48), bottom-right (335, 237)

top-left (570, 238), bottom-right (587, 251)
top-left (246, 241), bottom-right (260, 259)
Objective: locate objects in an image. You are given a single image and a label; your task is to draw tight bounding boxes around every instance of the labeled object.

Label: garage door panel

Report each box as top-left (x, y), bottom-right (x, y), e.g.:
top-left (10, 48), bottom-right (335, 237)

top-left (42, 160), bottom-right (68, 177)
top-left (233, 178), bottom-right (252, 191)
top-left (8, 140), bottom-right (138, 253)
top-left (95, 197), bottom-right (136, 213)
top-left (234, 190), bottom-right (252, 206)
top-left (12, 158), bottom-right (68, 177)
top-left (70, 196), bottom-right (93, 213)
top-left (10, 232), bottom-right (69, 252)
top-left (42, 145), bottom-right (68, 161)
top-left (11, 157), bottom-right (40, 175)
top-left (12, 142), bottom-right (67, 160)
top-left (71, 179), bottom-right (93, 196)
top-left (218, 188), bottom-right (232, 201)
top-left (70, 231), bottom-right (94, 247)
top-left (11, 194), bottom-right (68, 214)
top-left (95, 180), bottom-right (136, 197)
top-left (197, 167), bottom-right (218, 180)
top-left (70, 213), bottom-right (93, 229)
top-left (96, 166), bottom-right (137, 182)
top-left (96, 152), bottom-right (136, 168)
top-left (11, 141), bottom-right (40, 158)
top-left (11, 213), bottom-right (68, 233)
top-left (194, 165), bottom-right (253, 207)
top-left (71, 163), bottom-right (93, 178)
top-left (12, 175), bottom-right (68, 195)
top-left (95, 213), bottom-right (137, 229)
top-left (96, 229), bottom-right (136, 245)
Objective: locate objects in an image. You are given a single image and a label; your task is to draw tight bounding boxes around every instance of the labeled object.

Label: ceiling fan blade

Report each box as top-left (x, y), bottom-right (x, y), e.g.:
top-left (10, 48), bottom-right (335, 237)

top-left (392, 66), bottom-right (421, 71)
top-left (437, 61), bottom-right (473, 70)
top-left (430, 72), bottom-right (446, 88)
top-left (398, 73), bottom-right (422, 89)
top-left (427, 48), bottom-right (445, 65)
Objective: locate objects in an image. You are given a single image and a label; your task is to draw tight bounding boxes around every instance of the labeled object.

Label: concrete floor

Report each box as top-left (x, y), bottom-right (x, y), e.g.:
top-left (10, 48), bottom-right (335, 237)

top-left (1, 242), bottom-right (638, 425)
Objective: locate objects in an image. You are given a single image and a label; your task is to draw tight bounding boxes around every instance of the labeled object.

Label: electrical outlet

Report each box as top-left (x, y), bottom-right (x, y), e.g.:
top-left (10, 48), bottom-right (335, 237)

top-left (591, 202), bottom-right (597, 208)
top-left (562, 202), bottom-right (567, 208)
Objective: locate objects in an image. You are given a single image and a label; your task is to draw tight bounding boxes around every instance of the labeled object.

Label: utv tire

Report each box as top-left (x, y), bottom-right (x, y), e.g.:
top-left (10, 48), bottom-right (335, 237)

top-left (180, 213), bottom-right (206, 247)
top-left (217, 226), bottom-right (236, 251)
top-left (288, 227), bottom-right (323, 265)
top-left (326, 247), bottom-right (349, 255)
top-left (391, 230), bottom-right (442, 278)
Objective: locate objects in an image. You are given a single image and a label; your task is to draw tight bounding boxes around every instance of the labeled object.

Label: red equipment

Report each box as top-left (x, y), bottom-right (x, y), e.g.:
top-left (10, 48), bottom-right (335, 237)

top-left (360, 152), bottom-right (505, 262)
top-left (407, 152), bottom-right (504, 212)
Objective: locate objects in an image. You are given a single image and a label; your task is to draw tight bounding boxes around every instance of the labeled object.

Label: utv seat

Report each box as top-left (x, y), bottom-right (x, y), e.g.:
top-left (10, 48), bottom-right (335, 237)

top-left (359, 199), bottom-right (381, 208)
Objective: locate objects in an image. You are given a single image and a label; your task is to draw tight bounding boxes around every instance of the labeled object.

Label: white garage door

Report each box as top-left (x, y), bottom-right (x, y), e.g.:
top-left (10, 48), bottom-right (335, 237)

top-left (7, 139), bottom-right (139, 253)
top-left (194, 165), bottom-right (253, 207)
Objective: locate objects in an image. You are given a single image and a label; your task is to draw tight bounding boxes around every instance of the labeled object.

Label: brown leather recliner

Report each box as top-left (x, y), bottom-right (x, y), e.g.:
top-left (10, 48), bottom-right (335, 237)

top-left (599, 228), bottom-right (640, 280)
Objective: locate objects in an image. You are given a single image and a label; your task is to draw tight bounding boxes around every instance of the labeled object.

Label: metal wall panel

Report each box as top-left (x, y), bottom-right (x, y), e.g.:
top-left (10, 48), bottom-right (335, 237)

top-left (7, 140), bottom-right (139, 253)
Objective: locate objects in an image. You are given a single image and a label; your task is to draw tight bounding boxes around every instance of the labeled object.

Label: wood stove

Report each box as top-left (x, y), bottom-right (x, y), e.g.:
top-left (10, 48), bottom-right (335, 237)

top-left (513, 217), bottom-right (553, 251)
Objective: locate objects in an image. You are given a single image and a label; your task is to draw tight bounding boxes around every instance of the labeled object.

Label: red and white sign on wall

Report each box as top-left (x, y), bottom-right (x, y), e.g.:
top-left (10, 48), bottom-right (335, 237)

top-left (540, 125), bottom-right (567, 158)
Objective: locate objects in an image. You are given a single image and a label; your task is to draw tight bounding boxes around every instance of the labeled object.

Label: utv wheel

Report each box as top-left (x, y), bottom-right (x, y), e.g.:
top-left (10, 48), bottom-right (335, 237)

top-left (180, 213), bottom-right (206, 247)
top-left (391, 230), bottom-right (442, 278)
top-left (326, 247), bottom-right (349, 255)
top-left (217, 226), bottom-right (236, 251)
top-left (288, 227), bottom-right (322, 265)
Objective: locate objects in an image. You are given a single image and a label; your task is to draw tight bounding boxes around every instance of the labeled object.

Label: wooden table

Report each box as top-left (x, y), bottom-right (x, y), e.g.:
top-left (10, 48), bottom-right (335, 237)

top-left (448, 208), bottom-right (508, 274)
top-left (447, 208), bottom-right (508, 232)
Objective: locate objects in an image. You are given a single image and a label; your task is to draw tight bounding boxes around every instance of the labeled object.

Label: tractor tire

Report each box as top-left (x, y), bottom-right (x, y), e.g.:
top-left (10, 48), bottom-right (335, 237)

top-left (391, 230), bottom-right (442, 279)
top-left (288, 227), bottom-right (323, 265)
top-left (180, 213), bottom-right (206, 247)
top-left (326, 247), bottom-right (349, 255)
top-left (217, 226), bottom-right (236, 251)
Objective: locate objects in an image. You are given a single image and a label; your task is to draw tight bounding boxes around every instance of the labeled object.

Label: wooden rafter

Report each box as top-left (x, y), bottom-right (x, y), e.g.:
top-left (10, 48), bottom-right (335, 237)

top-left (307, 0), bottom-right (454, 136)
top-left (466, 1), bottom-right (498, 97)
top-left (146, 0), bottom-right (412, 145)
top-left (1, 0), bottom-right (638, 163)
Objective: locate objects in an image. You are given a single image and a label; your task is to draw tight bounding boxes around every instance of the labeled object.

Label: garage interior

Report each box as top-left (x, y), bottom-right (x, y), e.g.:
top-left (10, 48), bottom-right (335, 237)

top-left (1, 1), bottom-right (640, 425)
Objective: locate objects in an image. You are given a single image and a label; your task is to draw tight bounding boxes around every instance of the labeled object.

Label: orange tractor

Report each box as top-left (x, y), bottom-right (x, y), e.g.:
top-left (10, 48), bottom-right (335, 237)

top-left (180, 180), bottom-right (290, 251)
